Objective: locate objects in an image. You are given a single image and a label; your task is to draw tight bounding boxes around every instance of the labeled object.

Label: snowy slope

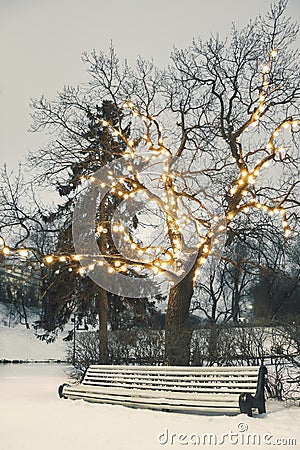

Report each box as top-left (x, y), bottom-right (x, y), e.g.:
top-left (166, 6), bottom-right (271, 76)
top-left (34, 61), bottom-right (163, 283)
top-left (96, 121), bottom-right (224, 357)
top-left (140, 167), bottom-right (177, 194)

top-left (0, 363), bottom-right (299, 450)
top-left (0, 326), bottom-right (67, 361)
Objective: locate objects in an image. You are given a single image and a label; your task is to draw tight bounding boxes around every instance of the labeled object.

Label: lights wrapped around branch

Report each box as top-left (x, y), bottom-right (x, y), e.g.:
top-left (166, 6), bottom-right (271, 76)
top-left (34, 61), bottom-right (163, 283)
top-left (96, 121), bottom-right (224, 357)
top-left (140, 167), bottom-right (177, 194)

top-left (2, 63), bottom-right (299, 284)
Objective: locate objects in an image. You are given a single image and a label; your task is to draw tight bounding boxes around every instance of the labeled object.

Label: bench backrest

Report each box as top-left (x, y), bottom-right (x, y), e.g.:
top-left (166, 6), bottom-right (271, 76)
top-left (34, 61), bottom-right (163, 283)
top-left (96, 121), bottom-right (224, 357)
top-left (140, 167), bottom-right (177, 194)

top-left (82, 365), bottom-right (260, 395)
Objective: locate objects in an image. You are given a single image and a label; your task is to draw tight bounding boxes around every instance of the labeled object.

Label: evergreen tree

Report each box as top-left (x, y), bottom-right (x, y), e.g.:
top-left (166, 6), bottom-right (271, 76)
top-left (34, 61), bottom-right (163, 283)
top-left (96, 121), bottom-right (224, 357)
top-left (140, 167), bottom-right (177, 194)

top-left (37, 101), bottom-right (156, 362)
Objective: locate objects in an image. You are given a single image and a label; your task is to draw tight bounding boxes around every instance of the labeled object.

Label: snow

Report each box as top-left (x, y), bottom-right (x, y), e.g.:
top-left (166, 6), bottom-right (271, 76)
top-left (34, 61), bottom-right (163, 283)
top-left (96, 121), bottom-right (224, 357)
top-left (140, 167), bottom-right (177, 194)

top-left (0, 324), bottom-right (299, 449)
top-left (0, 326), bottom-right (67, 361)
top-left (0, 363), bottom-right (299, 450)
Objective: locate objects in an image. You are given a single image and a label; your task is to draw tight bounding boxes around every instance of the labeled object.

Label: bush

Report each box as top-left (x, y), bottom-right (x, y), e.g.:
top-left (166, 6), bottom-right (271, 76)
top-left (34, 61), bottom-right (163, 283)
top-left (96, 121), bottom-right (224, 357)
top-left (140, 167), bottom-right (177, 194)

top-left (67, 329), bottom-right (165, 377)
top-left (68, 324), bottom-right (300, 405)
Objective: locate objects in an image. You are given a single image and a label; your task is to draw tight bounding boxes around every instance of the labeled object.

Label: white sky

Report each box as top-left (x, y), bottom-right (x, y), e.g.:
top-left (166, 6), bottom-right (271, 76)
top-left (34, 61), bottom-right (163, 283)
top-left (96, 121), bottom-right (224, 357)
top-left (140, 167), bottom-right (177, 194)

top-left (0, 0), bottom-right (299, 171)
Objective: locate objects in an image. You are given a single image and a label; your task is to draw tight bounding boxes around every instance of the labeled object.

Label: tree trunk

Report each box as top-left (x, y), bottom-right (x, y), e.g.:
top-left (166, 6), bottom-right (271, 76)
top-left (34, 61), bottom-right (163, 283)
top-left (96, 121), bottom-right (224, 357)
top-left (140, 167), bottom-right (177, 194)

top-left (97, 288), bottom-right (108, 364)
top-left (208, 322), bottom-right (218, 365)
top-left (21, 296), bottom-right (30, 329)
top-left (165, 269), bottom-right (195, 366)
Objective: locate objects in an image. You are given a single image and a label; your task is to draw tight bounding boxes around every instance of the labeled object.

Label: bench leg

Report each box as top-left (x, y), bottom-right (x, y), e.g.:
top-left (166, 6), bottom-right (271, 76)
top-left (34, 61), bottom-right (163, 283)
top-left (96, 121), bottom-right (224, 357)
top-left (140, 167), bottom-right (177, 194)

top-left (239, 393), bottom-right (253, 417)
top-left (258, 398), bottom-right (266, 414)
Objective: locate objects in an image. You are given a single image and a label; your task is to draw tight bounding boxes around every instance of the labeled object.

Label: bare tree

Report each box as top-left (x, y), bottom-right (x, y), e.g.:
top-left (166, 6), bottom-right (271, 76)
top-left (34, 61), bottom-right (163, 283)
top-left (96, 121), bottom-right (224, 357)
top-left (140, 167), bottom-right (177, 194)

top-left (6, 0), bottom-right (298, 365)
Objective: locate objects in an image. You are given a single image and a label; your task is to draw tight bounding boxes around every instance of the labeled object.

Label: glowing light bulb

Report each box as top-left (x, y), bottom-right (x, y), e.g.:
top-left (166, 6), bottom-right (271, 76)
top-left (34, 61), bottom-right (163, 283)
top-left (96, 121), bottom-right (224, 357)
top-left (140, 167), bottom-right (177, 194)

top-left (19, 249), bottom-right (28, 257)
top-left (45, 255), bottom-right (54, 264)
top-left (271, 49), bottom-right (278, 58)
top-left (3, 247), bottom-right (10, 255)
top-left (262, 65), bottom-right (269, 74)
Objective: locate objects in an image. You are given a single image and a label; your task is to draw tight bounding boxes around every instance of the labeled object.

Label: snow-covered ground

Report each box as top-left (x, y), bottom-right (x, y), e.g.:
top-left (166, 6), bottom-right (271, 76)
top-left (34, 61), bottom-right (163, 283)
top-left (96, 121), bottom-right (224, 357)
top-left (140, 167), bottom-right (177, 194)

top-left (0, 324), bottom-right (299, 449)
top-left (0, 326), bottom-right (67, 361)
top-left (0, 363), bottom-right (299, 450)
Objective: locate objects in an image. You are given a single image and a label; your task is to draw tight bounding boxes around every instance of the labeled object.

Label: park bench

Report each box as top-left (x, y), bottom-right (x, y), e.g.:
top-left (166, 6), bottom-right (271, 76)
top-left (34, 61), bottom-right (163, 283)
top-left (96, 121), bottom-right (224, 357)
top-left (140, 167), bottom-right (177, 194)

top-left (58, 364), bottom-right (267, 416)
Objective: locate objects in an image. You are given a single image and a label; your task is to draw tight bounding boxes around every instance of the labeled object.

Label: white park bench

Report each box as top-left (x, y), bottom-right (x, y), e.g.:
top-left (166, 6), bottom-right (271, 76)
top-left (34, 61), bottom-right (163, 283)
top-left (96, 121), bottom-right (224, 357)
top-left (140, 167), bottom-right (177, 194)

top-left (58, 364), bottom-right (267, 417)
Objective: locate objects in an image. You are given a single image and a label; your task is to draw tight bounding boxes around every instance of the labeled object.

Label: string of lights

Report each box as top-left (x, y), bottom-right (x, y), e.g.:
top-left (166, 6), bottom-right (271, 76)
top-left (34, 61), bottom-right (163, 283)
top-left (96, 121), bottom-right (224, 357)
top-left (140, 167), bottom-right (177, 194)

top-left (1, 49), bottom-right (299, 286)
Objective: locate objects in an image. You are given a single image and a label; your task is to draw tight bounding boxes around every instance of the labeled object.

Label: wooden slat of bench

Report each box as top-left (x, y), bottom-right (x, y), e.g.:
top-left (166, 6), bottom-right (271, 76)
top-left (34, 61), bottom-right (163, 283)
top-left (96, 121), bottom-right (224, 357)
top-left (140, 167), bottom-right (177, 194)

top-left (64, 391), bottom-right (240, 414)
top-left (82, 381), bottom-right (257, 394)
top-left (64, 389), bottom-right (241, 406)
top-left (87, 365), bottom-right (260, 375)
top-left (84, 373), bottom-right (259, 382)
top-left (83, 375), bottom-right (258, 386)
top-left (88, 364), bottom-right (260, 371)
top-left (63, 388), bottom-right (240, 410)
top-left (63, 384), bottom-right (250, 402)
